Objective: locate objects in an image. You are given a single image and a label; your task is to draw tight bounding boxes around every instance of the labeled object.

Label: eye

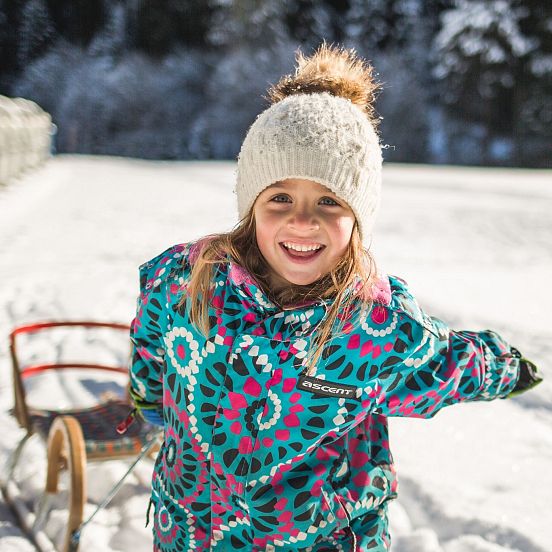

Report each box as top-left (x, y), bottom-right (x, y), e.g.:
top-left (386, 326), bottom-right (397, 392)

top-left (319, 197), bottom-right (339, 206)
top-left (270, 194), bottom-right (291, 203)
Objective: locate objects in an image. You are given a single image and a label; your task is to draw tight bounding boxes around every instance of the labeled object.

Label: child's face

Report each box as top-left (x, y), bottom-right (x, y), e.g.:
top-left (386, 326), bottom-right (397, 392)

top-left (253, 178), bottom-right (356, 291)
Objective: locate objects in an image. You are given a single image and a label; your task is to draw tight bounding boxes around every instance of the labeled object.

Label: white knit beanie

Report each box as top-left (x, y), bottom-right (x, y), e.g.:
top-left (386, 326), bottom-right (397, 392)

top-left (235, 91), bottom-right (383, 241)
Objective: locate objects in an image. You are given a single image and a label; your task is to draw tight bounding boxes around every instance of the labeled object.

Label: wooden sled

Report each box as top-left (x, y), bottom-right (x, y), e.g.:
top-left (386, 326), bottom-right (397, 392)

top-left (1, 321), bottom-right (161, 552)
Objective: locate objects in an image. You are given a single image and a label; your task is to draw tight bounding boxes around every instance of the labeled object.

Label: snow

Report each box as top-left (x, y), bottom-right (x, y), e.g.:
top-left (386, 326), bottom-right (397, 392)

top-left (0, 156), bottom-right (550, 551)
top-left (530, 53), bottom-right (552, 78)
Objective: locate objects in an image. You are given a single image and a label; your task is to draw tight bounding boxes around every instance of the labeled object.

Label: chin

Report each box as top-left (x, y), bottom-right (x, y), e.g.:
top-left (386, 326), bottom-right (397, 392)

top-left (282, 273), bottom-right (321, 287)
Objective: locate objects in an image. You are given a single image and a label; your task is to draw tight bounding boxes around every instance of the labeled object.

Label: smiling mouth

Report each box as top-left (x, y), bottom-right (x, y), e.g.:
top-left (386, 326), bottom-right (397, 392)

top-left (280, 242), bottom-right (326, 262)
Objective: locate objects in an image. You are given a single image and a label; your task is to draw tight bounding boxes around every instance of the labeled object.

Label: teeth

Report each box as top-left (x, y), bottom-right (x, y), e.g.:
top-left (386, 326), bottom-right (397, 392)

top-left (283, 242), bottom-right (323, 252)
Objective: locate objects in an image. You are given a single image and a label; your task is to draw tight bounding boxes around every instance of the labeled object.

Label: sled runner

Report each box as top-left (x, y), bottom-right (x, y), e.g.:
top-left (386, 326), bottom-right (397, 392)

top-left (1, 321), bottom-right (161, 552)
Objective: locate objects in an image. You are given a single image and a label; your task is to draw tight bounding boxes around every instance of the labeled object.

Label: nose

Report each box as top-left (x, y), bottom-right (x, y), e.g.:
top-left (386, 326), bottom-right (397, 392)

top-left (287, 205), bottom-right (319, 232)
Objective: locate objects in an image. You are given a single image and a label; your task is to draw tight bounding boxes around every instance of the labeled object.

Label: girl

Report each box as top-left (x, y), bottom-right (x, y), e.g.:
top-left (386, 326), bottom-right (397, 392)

top-left (128, 43), bottom-right (542, 551)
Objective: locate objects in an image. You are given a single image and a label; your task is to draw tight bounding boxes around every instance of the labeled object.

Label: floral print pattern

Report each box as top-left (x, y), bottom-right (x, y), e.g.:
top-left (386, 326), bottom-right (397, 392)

top-left (130, 240), bottom-right (524, 551)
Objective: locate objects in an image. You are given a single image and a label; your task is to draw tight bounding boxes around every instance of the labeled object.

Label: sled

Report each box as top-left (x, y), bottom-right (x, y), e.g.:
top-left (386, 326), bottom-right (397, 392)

top-left (1, 321), bottom-right (161, 552)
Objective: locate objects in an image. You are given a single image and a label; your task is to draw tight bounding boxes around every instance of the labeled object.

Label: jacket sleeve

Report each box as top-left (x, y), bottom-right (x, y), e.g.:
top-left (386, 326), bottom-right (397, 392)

top-left (128, 258), bottom-right (167, 407)
top-left (370, 277), bottom-right (542, 418)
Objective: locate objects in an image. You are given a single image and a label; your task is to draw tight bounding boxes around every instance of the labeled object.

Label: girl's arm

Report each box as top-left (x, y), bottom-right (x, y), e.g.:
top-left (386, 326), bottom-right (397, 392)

top-left (369, 278), bottom-right (543, 418)
top-left (128, 262), bottom-right (166, 408)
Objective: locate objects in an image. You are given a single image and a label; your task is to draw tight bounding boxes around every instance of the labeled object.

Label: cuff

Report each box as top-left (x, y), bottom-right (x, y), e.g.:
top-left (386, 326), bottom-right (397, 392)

top-left (507, 349), bottom-right (543, 398)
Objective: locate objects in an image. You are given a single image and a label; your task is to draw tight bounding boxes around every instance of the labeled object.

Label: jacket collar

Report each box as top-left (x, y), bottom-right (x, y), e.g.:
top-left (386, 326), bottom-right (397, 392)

top-left (227, 260), bottom-right (281, 316)
top-left (227, 260), bottom-right (334, 315)
top-left (226, 259), bottom-right (384, 317)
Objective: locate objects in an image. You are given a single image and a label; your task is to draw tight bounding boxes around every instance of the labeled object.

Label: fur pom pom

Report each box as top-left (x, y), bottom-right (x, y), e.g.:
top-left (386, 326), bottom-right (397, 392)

top-left (265, 41), bottom-right (381, 130)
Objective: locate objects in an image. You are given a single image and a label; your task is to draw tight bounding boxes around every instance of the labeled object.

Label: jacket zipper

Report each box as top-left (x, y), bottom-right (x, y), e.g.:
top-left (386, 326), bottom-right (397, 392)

top-left (337, 497), bottom-right (357, 551)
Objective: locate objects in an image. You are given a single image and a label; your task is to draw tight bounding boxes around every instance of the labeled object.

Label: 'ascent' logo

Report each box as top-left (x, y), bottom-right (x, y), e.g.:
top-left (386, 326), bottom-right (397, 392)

top-left (297, 376), bottom-right (359, 398)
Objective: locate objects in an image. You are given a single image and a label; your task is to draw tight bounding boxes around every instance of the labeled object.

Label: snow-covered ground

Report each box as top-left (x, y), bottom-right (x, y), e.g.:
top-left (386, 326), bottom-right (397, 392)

top-left (0, 156), bottom-right (550, 552)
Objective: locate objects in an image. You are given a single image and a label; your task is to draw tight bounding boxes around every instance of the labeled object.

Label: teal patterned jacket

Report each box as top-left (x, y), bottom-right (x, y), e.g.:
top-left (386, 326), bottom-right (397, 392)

top-left (129, 240), bottom-right (539, 552)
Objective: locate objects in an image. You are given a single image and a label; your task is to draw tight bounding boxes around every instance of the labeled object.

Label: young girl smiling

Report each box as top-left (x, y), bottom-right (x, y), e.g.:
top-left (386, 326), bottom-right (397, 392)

top-left (129, 42), bottom-right (542, 551)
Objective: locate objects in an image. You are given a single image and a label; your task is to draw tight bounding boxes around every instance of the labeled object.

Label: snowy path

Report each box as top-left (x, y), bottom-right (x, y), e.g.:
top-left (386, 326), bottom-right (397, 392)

top-left (0, 156), bottom-right (550, 551)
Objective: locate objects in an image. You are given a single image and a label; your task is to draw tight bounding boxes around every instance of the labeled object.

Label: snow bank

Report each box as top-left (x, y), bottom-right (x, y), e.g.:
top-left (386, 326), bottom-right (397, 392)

top-left (0, 156), bottom-right (549, 551)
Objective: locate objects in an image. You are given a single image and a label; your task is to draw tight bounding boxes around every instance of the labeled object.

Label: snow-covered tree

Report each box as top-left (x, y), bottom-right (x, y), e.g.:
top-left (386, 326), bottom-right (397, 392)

top-left (46, 0), bottom-right (107, 47)
top-left (206, 0), bottom-right (291, 49)
top-left (432, 0), bottom-right (551, 165)
top-left (0, 0), bottom-right (19, 90)
top-left (50, 47), bottom-right (211, 158)
top-left (283, 0), bottom-right (343, 48)
top-left (88, 4), bottom-right (127, 59)
top-left (201, 1), bottom-right (302, 159)
top-left (5, 0), bottom-right (549, 165)
top-left (188, 42), bottom-right (297, 159)
top-left (126, 0), bottom-right (212, 55)
top-left (17, 0), bottom-right (55, 67)
top-left (523, 2), bottom-right (552, 82)
top-left (13, 37), bottom-right (82, 121)
top-left (514, 1), bottom-right (552, 166)
top-left (343, 1), bottom-right (434, 162)
top-left (344, 0), bottom-right (426, 52)
top-left (433, 0), bottom-right (536, 103)
top-left (374, 50), bottom-right (431, 163)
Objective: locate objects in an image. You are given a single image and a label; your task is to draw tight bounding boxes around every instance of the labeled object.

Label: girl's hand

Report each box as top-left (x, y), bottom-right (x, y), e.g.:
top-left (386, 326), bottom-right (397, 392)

top-left (128, 386), bottom-right (165, 426)
top-left (508, 350), bottom-right (543, 398)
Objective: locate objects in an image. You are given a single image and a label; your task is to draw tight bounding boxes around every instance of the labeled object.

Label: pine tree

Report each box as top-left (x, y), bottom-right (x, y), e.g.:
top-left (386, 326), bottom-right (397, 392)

top-left (283, 0), bottom-right (344, 48)
top-left (46, 0), bottom-right (107, 47)
top-left (433, 0), bottom-right (535, 105)
top-left (206, 0), bottom-right (290, 49)
top-left (0, 0), bottom-right (20, 88)
top-left (344, 0), bottom-right (433, 162)
top-left (345, 0), bottom-right (390, 51)
top-left (344, 0), bottom-right (425, 52)
top-left (88, 3), bottom-right (127, 58)
top-left (514, 0), bottom-right (552, 166)
top-left (127, 0), bottom-right (212, 55)
top-left (17, 0), bottom-right (55, 67)
top-left (432, 0), bottom-right (550, 165)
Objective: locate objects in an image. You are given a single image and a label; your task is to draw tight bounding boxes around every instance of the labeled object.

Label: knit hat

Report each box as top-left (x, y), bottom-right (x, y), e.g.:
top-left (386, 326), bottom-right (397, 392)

top-left (235, 90), bottom-right (383, 241)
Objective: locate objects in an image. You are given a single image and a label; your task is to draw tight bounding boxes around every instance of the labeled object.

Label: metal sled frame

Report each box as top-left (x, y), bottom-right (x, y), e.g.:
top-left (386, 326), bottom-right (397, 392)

top-left (1, 321), bottom-right (161, 552)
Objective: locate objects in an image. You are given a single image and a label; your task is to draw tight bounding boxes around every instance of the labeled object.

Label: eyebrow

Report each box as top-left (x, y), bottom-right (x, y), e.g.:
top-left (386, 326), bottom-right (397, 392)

top-left (264, 182), bottom-right (342, 203)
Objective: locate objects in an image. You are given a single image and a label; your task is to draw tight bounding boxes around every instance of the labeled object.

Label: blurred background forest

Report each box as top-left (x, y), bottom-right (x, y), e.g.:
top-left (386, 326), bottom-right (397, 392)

top-left (0, 0), bottom-right (550, 167)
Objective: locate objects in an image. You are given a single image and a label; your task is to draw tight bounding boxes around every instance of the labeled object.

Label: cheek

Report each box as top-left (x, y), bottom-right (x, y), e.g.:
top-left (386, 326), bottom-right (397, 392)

top-left (256, 228), bottom-right (269, 256)
top-left (254, 211), bottom-right (278, 252)
top-left (330, 216), bottom-right (355, 252)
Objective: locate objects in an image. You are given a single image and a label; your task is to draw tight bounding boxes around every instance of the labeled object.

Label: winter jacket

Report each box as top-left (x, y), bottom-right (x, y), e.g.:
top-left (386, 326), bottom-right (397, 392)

top-left (129, 240), bottom-right (540, 552)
